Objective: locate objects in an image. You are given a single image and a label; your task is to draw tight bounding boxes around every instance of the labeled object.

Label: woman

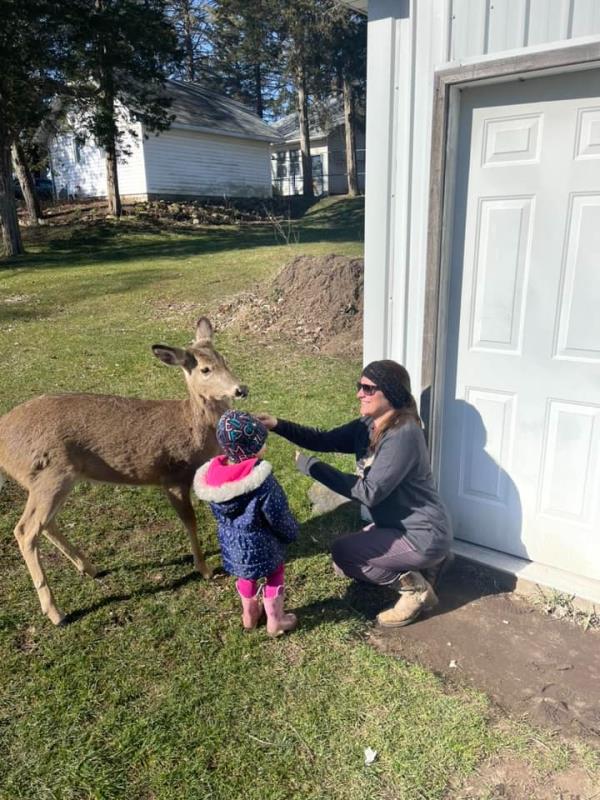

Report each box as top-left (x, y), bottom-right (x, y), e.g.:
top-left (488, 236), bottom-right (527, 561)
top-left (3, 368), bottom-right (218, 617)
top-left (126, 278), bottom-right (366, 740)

top-left (257, 360), bottom-right (453, 627)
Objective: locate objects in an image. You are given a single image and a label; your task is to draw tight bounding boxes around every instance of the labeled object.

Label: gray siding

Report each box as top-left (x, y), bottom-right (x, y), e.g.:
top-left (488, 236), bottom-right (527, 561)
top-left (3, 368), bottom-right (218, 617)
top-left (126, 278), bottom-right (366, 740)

top-left (450, 0), bottom-right (600, 59)
top-left (143, 127), bottom-right (273, 198)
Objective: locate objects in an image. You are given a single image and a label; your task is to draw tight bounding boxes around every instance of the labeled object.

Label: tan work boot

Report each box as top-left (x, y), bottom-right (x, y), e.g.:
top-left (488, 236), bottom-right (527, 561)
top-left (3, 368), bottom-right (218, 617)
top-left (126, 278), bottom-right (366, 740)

top-left (376, 571), bottom-right (438, 628)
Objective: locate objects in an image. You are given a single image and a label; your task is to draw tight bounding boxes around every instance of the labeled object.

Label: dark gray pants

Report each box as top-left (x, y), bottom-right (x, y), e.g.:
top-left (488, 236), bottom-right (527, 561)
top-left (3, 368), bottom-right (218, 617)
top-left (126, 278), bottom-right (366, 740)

top-left (331, 526), bottom-right (442, 587)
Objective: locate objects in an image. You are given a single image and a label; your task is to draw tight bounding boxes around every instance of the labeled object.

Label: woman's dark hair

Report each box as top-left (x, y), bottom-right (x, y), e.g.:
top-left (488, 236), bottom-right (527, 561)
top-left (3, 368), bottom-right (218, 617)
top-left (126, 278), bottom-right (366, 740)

top-left (362, 360), bottom-right (421, 448)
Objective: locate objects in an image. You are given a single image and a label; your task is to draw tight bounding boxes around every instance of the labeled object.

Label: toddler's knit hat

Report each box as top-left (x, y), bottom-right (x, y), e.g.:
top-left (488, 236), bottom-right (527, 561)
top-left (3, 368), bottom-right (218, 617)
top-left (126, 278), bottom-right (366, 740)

top-left (361, 360), bottom-right (413, 409)
top-left (216, 410), bottom-right (268, 463)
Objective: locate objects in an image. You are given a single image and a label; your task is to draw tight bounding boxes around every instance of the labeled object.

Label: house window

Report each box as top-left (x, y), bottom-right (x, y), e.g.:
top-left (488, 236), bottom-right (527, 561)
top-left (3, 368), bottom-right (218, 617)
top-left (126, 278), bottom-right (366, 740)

top-left (312, 154), bottom-right (324, 196)
top-left (73, 138), bottom-right (85, 164)
top-left (275, 152), bottom-right (287, 178)
top-left (289, 150), bottom-right (301, 177)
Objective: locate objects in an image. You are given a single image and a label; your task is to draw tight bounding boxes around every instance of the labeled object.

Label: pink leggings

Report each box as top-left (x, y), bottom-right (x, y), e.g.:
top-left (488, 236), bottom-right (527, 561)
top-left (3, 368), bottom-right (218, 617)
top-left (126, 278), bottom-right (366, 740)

top-left (236, 564), bottom-right (285, 599)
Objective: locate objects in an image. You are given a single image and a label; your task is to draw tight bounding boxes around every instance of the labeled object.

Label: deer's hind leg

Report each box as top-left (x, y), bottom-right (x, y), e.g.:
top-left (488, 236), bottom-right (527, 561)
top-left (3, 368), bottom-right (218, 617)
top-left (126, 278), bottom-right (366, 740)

top-left (164, 484), bottom-right (212, 579)
top-left (43, 521), bottom-right (98, 578)
top-left (14, 477), bottom-right (74, 626)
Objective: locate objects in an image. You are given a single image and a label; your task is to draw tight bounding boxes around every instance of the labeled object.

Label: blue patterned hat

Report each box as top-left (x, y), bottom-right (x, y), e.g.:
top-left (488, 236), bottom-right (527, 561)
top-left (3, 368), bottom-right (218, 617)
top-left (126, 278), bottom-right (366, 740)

top-left (216, 410), bottom-right (268, 463)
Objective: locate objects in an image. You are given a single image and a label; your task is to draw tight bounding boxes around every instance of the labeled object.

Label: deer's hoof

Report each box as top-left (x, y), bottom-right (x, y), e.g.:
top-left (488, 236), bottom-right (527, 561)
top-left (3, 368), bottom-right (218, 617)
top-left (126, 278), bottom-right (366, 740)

top-left (48, 608), bottom-right (67, 627)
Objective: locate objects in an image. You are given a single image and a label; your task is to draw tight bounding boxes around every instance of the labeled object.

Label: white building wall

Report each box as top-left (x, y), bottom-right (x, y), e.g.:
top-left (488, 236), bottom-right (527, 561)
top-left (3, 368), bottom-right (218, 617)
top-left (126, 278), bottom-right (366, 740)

top-left (143, 127), bottom-right (273, 198)
top-left (271, 138), bottom-right (329, 195)
top-left (50, 122), bottom-right (147, 199)
top-left (449, 0), bottom-right (600, 58)
top-left (117, 124), bottom-right (147, 197)
top-left (50, 134), bottom-right (107, 199)
top-left (363, 0), bottom-right (600, 400)
top-left (271, 126), bottom-right (365, 196)
top-left (361, 0), bottom-right (600, 598)
top-left (326, 127), bottom-right (366, 194)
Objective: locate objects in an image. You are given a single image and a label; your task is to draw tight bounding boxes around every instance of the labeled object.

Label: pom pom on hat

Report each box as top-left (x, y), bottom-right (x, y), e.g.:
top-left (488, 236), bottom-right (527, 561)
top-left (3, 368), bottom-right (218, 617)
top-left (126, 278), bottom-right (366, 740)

top-left (216, 410), bottom-right (268, 463)
top-left (361, 360), bottom-right (413, 409)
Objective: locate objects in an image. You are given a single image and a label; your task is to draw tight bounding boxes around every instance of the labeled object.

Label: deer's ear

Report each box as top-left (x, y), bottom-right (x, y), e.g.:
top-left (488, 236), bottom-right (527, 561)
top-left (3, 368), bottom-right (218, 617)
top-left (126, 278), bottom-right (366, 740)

top-left (152, 345), bottom-right (197, 374)
top-left (195, 317), bottom-right (213, 343)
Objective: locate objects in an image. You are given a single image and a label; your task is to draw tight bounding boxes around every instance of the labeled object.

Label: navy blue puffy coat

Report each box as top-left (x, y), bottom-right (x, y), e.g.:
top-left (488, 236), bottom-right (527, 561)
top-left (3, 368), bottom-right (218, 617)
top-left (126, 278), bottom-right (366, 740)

top-left (193, 460), bottom-right (299, 579)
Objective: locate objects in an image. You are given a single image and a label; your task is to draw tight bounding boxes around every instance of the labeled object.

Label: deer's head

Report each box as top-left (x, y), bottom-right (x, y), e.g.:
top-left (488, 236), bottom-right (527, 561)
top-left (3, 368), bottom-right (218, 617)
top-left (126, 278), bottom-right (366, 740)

top-left (152, 317), bottom-right (248, 401)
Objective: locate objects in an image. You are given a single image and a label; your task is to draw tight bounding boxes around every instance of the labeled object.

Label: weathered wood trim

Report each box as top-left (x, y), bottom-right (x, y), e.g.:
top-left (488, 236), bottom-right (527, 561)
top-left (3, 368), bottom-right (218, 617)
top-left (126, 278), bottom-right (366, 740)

top-left (422, 39), bottom-right (600, 470)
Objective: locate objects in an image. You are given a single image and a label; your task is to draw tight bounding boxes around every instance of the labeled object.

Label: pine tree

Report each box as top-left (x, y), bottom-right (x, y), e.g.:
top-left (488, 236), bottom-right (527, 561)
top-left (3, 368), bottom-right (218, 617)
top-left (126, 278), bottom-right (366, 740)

top-left (320, 6), bottom-right (366, 196)
top-left (278, 0), bottom-right (336, 198)
top-left (0, 0), bottom-right (65, 257)
top-left (207, 0), bottom-right (281, 119)
top-left (62, 0), bottom-right (181, 217)
top-left (166, 0), bottom-right (211, 83)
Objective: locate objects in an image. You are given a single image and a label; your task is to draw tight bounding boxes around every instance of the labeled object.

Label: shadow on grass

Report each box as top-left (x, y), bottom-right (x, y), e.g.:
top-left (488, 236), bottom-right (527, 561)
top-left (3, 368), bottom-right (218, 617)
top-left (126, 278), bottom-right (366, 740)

top-left (94, 550), bottom-right (222, 578)
top-left (64, 569), bottom-right (204, 625)
top-left (1, 198), bottom-right (364, 273)
top-left (288, 503), bottom-right (517, 632)
top-left (0, 265), bottom-right (179, 324)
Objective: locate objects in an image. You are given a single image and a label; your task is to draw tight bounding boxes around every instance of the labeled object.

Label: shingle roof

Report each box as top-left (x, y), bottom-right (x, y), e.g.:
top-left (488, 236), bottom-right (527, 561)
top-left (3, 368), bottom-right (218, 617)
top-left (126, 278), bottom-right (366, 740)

top-left (166, 80), bottom-right (282, 143)
top-left (273, 97), bottom-right (364, 143)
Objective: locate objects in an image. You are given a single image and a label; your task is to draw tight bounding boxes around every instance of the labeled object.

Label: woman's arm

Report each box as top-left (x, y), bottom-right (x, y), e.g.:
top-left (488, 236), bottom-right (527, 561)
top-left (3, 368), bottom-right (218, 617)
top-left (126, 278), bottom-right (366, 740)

top-left (296, 427), bottom-right (419, 508)
top-left (269, 417), bottom-right (365, 454)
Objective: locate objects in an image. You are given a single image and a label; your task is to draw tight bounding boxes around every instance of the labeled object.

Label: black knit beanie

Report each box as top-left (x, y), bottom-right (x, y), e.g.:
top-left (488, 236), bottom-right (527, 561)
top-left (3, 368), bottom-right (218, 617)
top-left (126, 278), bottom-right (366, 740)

top-left (361, 360), bottom-right (412, 409)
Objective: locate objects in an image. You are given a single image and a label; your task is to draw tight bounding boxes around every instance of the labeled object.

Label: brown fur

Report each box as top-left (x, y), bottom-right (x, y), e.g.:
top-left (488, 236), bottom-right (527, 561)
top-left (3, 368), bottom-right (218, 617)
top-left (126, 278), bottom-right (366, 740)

top-left (0, 317), bottom-right (247, 626)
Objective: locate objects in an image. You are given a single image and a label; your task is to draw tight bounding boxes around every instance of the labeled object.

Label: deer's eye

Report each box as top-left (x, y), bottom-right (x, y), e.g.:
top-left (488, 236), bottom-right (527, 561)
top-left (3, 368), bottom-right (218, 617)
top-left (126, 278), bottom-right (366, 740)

top-left (200, 367), bottom-right (211, 374)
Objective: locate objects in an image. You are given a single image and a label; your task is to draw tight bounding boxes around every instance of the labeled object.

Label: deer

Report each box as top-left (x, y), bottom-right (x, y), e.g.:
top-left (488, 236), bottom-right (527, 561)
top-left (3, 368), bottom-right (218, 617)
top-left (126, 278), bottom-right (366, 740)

top-left (0, 317), bottom-right (247, 626)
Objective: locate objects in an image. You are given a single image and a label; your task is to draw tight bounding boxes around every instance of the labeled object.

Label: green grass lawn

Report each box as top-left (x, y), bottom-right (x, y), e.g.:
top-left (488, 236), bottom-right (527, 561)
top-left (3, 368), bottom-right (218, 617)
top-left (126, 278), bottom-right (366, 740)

top-left (0, 199), bottom-right (589, 799)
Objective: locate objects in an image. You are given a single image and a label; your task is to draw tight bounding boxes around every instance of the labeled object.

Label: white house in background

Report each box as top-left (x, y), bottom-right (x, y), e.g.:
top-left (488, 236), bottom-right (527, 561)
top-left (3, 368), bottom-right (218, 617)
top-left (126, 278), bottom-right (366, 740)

top-left (271, 101), bottom-right (365, 196)
top-left (350, 0), bottom-right (600, 604)
top-left (50, 80), bottom-right (281, 200)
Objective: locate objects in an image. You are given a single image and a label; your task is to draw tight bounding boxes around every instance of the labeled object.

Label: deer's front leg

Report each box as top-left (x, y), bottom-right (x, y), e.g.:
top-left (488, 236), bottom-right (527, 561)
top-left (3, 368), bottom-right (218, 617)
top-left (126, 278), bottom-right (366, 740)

top-left (163, 484), bottom-right (212, 579)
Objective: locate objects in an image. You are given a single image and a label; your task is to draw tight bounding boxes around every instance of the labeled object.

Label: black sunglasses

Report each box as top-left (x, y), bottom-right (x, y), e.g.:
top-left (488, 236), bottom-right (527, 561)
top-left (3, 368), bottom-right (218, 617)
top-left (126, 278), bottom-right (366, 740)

top-left (356, 382), bottom-right (380, 396)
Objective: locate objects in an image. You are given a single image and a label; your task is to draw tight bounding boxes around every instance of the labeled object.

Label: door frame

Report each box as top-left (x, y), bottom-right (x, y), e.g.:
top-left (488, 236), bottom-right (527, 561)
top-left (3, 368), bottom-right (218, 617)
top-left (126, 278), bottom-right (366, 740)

top-left (422, 39), bottom-right (600, 482)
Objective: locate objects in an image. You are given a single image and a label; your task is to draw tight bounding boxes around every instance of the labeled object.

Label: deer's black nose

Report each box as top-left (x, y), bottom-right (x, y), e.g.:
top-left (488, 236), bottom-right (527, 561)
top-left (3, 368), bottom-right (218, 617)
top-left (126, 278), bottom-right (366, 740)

top-left (235, 385), bottom-right (249, 398)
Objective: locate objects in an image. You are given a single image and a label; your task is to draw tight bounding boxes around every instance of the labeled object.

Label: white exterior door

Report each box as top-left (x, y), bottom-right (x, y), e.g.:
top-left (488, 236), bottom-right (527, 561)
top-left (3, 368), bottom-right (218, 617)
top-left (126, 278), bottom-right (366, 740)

top-left (440, 68), bottom-right (600, 580)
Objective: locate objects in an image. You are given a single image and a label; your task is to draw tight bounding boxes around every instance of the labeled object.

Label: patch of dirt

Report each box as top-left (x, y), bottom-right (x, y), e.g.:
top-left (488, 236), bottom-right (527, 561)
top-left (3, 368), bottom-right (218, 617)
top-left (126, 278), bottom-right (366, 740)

top-left (368, 560), bottom-right (600, 745)
top-left (211, 254), bottom-right (364, 358)
top-left (448, 756), bottom-right (597, 800)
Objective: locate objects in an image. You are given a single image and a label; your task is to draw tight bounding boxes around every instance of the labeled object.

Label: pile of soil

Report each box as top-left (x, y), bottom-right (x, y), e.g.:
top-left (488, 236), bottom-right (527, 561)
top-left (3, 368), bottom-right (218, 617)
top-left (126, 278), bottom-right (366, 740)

top-left (212, 254), bottom-right (364, 358)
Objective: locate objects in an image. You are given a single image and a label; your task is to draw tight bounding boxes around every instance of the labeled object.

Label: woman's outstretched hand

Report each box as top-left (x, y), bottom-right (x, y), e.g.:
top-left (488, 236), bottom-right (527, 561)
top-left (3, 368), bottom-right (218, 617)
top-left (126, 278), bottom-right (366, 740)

top-left (295, 450), bottom-right (302, 465)
top-left (255, 412), bottom-right (278, 430)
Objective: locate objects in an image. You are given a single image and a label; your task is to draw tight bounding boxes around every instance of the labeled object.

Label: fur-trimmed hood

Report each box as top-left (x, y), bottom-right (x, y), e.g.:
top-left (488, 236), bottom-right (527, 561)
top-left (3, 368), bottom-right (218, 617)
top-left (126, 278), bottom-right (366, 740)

top-left (193, 459), bottom-right (272, 503)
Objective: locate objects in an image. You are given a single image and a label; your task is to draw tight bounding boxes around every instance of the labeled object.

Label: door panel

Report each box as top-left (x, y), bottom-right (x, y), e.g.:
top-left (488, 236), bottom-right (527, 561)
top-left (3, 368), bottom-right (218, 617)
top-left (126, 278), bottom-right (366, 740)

top-left (440, 69), bottom-right (600, 580)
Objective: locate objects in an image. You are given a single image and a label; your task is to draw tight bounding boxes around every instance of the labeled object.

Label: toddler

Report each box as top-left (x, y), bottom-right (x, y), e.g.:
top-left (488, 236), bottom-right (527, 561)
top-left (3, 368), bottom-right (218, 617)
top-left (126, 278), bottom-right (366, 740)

top-left (193, 409), bottom-right (298, 636)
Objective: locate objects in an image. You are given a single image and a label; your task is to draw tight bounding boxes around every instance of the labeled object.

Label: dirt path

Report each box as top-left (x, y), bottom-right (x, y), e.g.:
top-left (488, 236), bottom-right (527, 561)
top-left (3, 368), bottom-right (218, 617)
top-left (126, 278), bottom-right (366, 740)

top-left (365, 559), bottom-right (600, 798)
top-left (370, 560), bottom-right (600, 741)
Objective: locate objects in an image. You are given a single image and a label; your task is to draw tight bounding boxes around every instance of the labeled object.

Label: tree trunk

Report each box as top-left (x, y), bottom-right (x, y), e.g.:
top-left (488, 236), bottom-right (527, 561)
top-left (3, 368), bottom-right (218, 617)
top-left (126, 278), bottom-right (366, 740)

top-left (105, 139), bottom-right (122, 217)
top-left (297, 69), bottom-right (313, 199)
top-left (0, 129), bottom-right (24, 257)
top-left (254, 63), bottom-right (263, 118)
top-left (101, 75), bottom-right (121, 216)
top-left (342, 77), bottom-right (359, 197)
top-left (182, 0), bottom-right (196, 81)
top-left (11, 140), bottom-right (42, 225)
top-left (97, 4), bottom-right (122, 218)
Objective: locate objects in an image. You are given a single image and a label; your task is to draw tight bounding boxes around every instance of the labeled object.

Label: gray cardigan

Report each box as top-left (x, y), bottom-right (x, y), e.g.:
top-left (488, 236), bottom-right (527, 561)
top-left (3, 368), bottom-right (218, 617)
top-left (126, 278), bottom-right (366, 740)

top-left (274, 416), bottom-right (452, 559)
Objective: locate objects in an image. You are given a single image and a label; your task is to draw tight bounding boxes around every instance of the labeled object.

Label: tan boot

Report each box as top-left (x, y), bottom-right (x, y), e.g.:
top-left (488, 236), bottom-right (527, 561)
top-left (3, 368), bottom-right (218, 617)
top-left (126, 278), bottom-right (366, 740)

top-left (376, 571), bottom-right (438, 628)
top-left (263, 585), bottom-right (297, 637)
